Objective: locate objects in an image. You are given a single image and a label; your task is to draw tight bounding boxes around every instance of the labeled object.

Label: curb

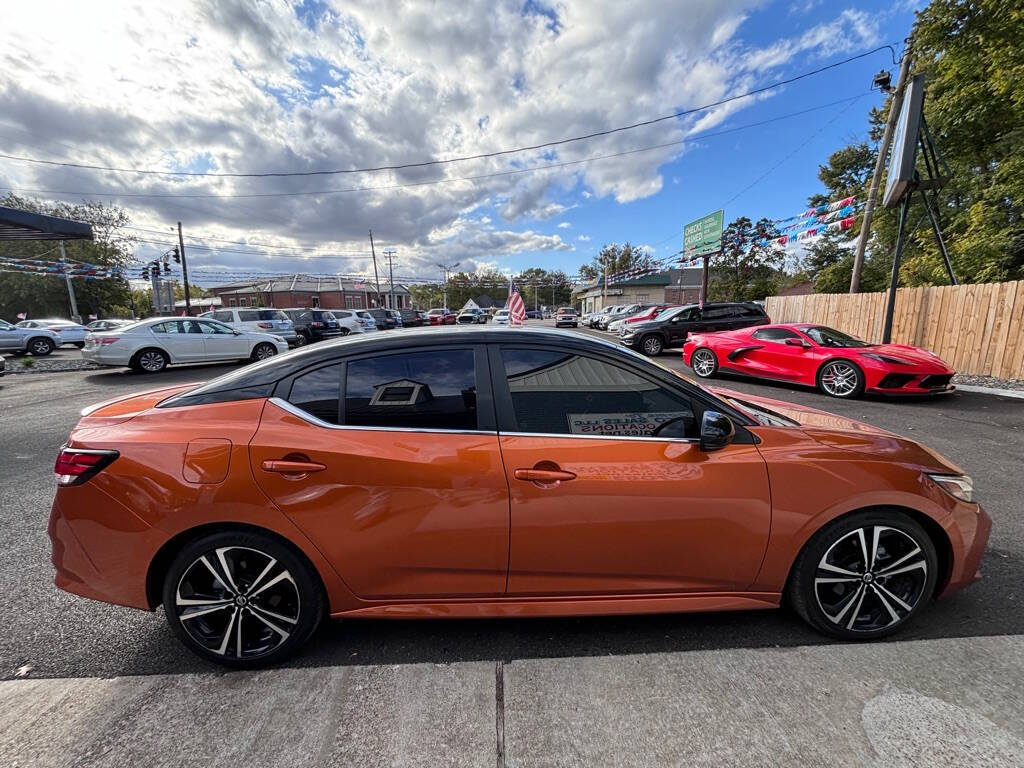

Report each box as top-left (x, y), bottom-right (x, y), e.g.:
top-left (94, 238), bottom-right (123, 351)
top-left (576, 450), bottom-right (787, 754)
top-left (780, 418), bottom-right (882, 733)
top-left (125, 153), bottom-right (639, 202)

top-left (955, 384), bottom-right (1024, 400)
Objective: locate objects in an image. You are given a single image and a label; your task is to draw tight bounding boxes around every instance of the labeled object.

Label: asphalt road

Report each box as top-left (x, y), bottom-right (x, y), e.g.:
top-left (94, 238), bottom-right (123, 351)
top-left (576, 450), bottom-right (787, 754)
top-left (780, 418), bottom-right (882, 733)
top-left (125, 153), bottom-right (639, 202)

top-left (1, 323), bottom-right (1022, 766)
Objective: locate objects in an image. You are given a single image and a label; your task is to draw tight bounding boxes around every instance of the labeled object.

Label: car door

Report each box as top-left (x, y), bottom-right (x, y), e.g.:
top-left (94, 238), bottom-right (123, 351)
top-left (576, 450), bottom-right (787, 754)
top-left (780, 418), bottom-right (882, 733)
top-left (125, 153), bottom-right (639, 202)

top-left (739, 327), bottom-right (817, 381)
top-left (249, 346), bottom-right (510, 598)
top-left (197, 319), bottom-right (248, 359)
top-left (492, 344), bottom-right (771, 595)
top-left (0, 321), bottom-right (22, 351)
top-left (664, 306), bottom-right (699, 347)
top-left (151, 320), bottom-right (205, 362)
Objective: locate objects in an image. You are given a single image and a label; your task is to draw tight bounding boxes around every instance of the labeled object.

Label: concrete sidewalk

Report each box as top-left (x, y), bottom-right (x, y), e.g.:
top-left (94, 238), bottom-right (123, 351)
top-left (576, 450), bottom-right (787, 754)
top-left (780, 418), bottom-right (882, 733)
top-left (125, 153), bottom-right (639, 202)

top-left (2, 635), bottom-right (1022, 768)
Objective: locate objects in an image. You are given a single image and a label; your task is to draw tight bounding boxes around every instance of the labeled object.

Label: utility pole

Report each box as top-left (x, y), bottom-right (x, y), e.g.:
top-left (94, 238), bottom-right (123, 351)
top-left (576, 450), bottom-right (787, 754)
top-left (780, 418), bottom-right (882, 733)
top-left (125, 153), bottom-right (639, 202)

top-left (850, 41), bottom-right (913, 293)
top-left (436, 262), bottom-right (459, 310)
top-left (383, 248), bottom-right (397, 309)
top-left (57, 240), bottom-right (79, 321)
top-left (602, 257), bottom-right (608, 309)
top-left (177, 221), bottom-right (191, 315)
top-left (368, 230), bottom-right (382, 307)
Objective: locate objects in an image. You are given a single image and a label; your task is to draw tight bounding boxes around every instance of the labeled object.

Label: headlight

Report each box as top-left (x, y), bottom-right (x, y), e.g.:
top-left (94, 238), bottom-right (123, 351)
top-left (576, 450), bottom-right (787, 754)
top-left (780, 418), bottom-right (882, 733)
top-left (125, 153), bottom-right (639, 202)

top-left (862, 353), bottom-right (912, 365)
top-left (927, 473), bottom-right (974, 503)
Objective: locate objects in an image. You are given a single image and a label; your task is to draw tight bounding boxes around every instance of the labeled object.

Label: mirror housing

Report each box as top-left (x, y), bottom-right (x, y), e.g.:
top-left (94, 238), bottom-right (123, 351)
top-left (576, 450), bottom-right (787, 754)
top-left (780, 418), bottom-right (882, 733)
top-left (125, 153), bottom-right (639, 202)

top-left (785, 337), bottom-right (809, 348)
top-left (699, 410), bottom-right (735, 452)
top-left (232, 329), bottom-right (242, 336)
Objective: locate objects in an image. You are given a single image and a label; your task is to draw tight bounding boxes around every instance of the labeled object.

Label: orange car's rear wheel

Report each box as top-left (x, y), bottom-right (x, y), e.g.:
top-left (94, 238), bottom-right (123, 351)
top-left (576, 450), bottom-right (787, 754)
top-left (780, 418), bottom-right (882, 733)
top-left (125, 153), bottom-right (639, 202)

top-left (162, 531), bottom-right (324, 668)
top-left (788, 510), bottom-right (937, 640)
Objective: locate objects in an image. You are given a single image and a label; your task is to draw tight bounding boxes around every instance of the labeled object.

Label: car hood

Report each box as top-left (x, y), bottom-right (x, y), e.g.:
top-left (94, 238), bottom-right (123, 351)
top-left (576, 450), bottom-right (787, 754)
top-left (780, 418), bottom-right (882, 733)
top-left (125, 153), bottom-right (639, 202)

top-left (847, 343), bottom-right (951, 369)
top-left (709, 385), bottom-right (963, 474)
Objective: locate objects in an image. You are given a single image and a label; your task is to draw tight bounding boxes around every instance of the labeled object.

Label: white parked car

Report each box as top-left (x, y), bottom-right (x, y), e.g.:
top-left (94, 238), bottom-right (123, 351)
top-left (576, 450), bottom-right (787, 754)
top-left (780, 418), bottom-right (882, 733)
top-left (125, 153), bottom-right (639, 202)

top-left (355, 311), bottom-right (377, 331)
top-left (200, 308), bottom-right (298, 345)
top-left (492, 309), bottom-right (511, 326)
top-left (82, 317), bottom-right (288, 373)
top-left (86, 319), bottom-right (135, 332)
top-left (0, 319), bottom-right (61, 356)
top-left (16, 318), bottom-right (89, 347)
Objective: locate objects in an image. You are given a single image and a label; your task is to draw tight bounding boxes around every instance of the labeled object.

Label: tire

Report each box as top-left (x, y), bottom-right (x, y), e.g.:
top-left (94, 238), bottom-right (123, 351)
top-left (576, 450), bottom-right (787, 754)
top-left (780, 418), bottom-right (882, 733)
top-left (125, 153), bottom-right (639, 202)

top-left (293, 333), bottom-right (309, 347)
top-left (161, 530), bottom-right (324, 668)
top-left (251, 342), bottom-right (277, 362)
top-left (28, 337), bottom-right (55, 356)
top-left (73, 342), bottom-right (85, 349)
top-left (132, 348), bottom-right (168, 373)
top-left (817, 359), bottom-right (865, 398)
top-left (340, 328), bottom-right (350, 337)
top-left (690, 347), bottom-right (718, 378)
top-left (787, 510), bottom-right (938, 640)
top-left (639, 334), bottom-right (664, 356)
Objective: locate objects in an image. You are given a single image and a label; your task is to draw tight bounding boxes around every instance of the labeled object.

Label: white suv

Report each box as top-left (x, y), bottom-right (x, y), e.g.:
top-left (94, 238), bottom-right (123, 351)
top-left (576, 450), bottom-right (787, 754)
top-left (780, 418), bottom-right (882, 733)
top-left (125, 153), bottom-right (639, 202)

top-left (201, 308), bottom-right (297, 345)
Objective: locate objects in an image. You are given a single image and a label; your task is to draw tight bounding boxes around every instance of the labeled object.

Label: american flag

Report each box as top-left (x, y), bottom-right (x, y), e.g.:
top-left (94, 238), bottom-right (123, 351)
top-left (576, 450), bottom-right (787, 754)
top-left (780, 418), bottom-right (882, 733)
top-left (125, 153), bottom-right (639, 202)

top-left (507, 279), bottom-right (525, 327)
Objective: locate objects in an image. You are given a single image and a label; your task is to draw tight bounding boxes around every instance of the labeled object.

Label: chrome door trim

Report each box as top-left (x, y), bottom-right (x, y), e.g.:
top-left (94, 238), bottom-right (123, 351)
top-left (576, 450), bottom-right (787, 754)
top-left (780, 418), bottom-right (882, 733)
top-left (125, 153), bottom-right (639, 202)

top-left (499, 430), bottom-right (699, 444)
top-left (268, 397), bottom-right (498, 437)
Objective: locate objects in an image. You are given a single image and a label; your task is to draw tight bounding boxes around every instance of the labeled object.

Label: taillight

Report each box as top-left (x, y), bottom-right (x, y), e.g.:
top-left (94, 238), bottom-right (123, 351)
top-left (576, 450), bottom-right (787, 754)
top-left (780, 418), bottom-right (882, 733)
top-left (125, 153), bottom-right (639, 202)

top-left (54, 447), bottom-right (119, 487)
top-left (257, 322), bottom-right (273, 329)
top-left (312, 321), bottom-right (323, 328)
top-left (98, 336), bottom-right (119, 345)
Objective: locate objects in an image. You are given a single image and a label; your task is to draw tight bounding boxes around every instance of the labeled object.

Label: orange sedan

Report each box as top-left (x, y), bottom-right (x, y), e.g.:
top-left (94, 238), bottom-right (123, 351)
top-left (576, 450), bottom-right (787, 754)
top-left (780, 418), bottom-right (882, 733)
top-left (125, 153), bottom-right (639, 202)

top-left (49, 327), bottom-right (990, 667)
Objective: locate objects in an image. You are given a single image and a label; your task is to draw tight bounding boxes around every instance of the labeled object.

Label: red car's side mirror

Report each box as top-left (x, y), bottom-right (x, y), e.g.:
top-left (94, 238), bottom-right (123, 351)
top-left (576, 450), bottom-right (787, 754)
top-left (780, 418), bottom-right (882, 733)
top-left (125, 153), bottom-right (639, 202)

top-left (785, 337), bottom-right (809, 347)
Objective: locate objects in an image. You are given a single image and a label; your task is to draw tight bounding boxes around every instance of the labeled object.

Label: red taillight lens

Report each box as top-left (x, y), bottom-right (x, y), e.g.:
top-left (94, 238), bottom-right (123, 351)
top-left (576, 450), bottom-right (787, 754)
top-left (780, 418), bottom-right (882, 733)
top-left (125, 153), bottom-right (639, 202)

top-left (312, 321), bottom-right (323, 328)
top-left (98, 336), bottom-right (119, 345)
top-left (257, 322), bottom-right (273, 329)
top-left (54, 448), bottom-right (119, 487)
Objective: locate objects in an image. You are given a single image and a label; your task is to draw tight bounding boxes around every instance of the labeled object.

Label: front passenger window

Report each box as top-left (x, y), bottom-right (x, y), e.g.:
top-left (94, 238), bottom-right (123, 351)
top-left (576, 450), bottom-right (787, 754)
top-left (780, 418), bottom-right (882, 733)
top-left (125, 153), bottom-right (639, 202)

top-left (501, 348), bottom-right (697, 438)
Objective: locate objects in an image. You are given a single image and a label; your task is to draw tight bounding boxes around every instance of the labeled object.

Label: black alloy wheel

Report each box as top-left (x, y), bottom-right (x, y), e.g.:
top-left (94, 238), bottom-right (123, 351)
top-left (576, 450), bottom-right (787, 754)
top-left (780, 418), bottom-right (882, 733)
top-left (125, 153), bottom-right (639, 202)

top-left (163, 531), bottom-right (323, 667)
top-left (788, 511), bottom-right (937, 640)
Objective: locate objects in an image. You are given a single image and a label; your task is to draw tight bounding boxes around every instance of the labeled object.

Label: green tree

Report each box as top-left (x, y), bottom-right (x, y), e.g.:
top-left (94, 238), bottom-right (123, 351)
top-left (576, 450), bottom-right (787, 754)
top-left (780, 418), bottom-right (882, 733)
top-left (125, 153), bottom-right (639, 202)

top-left (578, 242), bottom-right (654, 282)
top-left (708, 217), bottom-right (783, 301)
top-left (0, 194), bottom-right (135, 320)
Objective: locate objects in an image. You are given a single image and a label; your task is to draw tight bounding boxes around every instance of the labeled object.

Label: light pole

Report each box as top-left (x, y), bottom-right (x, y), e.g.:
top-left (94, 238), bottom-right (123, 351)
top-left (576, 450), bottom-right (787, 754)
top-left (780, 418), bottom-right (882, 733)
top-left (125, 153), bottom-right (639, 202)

top-left (436, 261), bottom-right (459, 309)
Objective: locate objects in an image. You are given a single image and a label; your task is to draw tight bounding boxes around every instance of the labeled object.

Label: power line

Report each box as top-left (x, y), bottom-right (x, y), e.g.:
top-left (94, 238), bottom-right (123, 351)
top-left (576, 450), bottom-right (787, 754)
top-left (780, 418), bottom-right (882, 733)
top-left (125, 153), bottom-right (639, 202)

top-left (0, 94), bottom-right (871, 201)
top-left (0, 46), bottom-right (895, 180)
top-left (122, 224), bottom-right (374, 253)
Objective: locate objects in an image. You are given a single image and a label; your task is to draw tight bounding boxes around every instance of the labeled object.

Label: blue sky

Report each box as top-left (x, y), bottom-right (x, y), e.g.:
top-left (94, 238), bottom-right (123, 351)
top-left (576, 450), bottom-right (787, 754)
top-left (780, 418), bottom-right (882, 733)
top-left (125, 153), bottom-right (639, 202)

top-left (0, 0), bottom-right (924, 285)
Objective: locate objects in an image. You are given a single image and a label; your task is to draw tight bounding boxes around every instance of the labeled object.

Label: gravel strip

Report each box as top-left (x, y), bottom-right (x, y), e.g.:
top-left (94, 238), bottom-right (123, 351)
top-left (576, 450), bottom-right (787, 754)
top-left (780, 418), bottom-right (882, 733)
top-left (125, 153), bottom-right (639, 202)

top-left (953, 374), bottom-right (1024, 392)
top-left (4, 359), bottom-right (100, 375)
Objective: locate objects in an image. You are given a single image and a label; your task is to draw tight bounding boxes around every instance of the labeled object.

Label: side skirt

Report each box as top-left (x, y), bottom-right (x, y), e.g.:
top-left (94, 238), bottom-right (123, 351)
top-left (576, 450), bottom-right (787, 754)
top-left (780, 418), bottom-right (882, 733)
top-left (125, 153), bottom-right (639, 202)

top-left (331, 591), bottom-right (781, 620)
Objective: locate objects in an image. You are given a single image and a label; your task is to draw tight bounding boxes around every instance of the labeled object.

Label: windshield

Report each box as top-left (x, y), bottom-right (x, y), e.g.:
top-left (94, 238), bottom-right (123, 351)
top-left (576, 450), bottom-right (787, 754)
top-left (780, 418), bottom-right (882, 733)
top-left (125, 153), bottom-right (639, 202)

top-left (803, 326), bottom-right (873, 348)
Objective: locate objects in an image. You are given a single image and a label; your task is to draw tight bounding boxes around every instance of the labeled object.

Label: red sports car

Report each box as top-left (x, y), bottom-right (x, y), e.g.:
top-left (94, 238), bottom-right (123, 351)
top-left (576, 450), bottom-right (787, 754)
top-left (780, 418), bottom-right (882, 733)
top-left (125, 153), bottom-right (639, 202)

top-left (682, 324), bottom-right (955, 398)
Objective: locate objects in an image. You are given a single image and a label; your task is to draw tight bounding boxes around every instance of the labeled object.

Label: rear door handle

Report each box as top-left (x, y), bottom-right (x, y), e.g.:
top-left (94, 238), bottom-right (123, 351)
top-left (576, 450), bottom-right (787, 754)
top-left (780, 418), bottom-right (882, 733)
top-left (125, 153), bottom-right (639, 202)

top-left (514, 468), bottom-right (577, 483)
top-left (261, 459), bottom-right (326, 474)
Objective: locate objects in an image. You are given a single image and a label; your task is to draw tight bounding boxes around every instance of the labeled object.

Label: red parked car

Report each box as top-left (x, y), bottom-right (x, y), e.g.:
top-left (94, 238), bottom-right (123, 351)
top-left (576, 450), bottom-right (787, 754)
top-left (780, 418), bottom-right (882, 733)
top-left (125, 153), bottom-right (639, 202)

top-left (683, 324), bottom-right (956, 398)
top-left (624, 304), bottom-right (678, 326)
top-left (427, 308), bottom-right (457, 325)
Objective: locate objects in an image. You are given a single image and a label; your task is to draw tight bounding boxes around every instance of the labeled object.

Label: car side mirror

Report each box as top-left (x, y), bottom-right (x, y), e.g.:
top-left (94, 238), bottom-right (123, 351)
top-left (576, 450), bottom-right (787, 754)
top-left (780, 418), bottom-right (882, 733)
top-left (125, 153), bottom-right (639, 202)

top-left (699, 411), bottom-right (735, 452)
top-left (232, 329), bottom-right (241, 336)
top-left (784, 338), bottom-right (809, 348)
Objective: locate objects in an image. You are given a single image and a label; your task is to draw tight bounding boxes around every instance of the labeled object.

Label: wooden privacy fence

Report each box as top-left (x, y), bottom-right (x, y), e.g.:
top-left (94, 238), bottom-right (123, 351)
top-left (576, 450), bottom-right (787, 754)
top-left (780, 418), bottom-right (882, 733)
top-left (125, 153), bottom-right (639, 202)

top-left (764, 280), bottom-right (1024, 379)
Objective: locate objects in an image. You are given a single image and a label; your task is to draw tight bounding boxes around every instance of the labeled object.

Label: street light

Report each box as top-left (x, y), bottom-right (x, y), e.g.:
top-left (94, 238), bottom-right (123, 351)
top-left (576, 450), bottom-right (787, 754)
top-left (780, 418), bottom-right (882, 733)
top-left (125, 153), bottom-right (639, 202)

top-left (436, 261), bottom-right (459, 310)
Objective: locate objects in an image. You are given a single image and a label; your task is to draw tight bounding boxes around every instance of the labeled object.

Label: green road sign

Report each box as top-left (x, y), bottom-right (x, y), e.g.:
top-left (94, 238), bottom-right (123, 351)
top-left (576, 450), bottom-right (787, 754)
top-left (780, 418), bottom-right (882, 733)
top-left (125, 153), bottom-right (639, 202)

top-left (683, 210), bottom-right (724, 258)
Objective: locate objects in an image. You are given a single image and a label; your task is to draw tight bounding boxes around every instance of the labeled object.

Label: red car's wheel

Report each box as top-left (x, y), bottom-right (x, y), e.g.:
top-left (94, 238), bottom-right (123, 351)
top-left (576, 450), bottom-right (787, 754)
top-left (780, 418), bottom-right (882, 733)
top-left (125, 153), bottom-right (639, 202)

top-left (690, 347), bottom-right (718, 377)
top-left (817, 360), bottom-right (864, 398)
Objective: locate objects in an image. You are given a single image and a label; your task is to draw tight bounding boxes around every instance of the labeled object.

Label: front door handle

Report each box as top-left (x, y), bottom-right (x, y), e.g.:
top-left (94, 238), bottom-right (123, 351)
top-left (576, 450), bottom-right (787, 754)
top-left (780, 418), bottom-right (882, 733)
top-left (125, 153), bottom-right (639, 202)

top-left (261, 459), bottom-right (326, 474)
top-left (514, 468), bottom-right (577, 484)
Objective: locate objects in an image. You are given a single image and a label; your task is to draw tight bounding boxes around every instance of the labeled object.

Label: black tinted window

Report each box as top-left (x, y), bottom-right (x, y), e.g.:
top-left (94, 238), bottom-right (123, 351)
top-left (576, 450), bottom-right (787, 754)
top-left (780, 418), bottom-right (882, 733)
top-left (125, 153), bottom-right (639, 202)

top-left (752, 328), bottom-right (799, 342)
top-left (701, 306), bottom-right (734, 320)
top-left (344, 350), bottom-right (477, 430)
top-left (238, 310), bottom-right (258, 322)
top-left (501, 348), bottom-right (697, 438)
top-left (740, 305), bottom-right (766, 317)
top-left (289, 364), bottom-right (343, 424)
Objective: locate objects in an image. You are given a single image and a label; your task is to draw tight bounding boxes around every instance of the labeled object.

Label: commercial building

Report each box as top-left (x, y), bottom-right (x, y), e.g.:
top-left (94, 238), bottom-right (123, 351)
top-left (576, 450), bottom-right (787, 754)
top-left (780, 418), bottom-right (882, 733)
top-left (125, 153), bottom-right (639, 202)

top-left (574, 268), bottom-right (704, 314)
top-left (208, 275), bottom-right (411, 311)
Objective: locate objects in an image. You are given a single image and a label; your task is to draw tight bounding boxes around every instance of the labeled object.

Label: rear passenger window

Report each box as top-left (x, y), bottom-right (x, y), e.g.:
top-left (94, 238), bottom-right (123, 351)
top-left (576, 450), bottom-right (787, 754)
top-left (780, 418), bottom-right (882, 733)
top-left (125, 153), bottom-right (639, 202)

top-left (344, 350), bottom-right (477, 430)
top-left (238, 311), bottom-right (258, 322)
top-left (288, 364), bottom-right (343, 424)
top-left (501, 348), bottom-right (698, 438)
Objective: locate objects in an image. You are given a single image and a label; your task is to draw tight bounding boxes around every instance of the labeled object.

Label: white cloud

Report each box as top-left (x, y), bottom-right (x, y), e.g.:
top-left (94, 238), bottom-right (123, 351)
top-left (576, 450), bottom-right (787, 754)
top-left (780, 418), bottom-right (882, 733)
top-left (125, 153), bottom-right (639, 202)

top-left (557, 221), bottom-right (571, 229)
top-left (0, 0), bottom-right (879, 282)
top-left (577, 234), bottom-right (591, 241)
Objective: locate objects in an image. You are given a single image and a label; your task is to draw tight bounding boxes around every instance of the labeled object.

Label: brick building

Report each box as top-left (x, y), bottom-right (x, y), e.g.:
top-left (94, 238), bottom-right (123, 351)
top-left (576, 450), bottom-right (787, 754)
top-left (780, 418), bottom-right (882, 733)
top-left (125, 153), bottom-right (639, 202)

top-left (208, 275), bottom-right (411, 311)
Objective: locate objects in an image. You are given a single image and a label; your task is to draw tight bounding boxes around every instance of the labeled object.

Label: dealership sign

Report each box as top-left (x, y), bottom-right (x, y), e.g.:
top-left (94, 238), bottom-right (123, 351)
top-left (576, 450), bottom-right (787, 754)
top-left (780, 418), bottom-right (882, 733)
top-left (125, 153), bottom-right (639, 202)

top-left (683, 210), bottom-right (724, 258)
top-left (567, 411), bottom-right (689, 437)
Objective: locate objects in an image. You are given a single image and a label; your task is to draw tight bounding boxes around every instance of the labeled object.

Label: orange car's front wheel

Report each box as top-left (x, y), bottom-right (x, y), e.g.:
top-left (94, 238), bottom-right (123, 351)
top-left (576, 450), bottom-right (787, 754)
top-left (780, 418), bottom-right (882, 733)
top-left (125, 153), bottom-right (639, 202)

top-left (162, 531), bottom-right (324, 668)
top-left (787, 510), bottom-right (938, 640)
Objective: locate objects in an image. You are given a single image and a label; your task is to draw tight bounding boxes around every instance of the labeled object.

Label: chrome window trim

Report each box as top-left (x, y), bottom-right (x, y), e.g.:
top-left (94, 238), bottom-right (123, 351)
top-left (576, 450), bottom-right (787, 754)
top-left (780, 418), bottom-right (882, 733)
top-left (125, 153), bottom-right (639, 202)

top-left (499, 430), bottom-right (699, 444)
top-left (270, 398), bottom-right (697, 442)
top-left (269, 397), bottom-right (496, 436)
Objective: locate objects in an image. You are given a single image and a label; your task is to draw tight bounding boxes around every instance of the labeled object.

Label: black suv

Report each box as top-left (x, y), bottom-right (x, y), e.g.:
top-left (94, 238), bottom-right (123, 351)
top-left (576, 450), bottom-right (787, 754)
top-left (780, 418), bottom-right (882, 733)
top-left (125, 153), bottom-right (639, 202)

top-left (283, 308), bottom-right (344, 345)
top-left (366, 308), bottom-right (397, 330)
top-left (619, 302), bottom-right (769, 356)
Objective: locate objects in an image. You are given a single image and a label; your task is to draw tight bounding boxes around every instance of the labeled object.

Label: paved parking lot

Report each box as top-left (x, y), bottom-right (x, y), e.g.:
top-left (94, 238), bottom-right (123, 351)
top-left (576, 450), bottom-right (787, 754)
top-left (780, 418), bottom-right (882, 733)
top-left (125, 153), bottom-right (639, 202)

top-left (1, 321), bottom-right (1022, 766)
